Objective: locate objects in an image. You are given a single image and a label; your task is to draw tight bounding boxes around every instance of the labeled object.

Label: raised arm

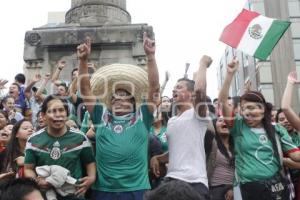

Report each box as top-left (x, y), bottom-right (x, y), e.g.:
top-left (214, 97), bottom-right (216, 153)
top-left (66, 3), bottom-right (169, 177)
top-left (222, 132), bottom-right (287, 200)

top-left (69, 76), bottom-right (78, 104)
top-left (218, 58), bottom-right (239, 124)
top-left (24, 74), bottom-right (41, 100)
top-left (78, 38), bottom-right (96, 114)
top-left (51, 60), bottom-right (66, 82)
top-left (143, 32), bottom-right (160, 113)
top-left (0, 79), bottom-right (8, 97)
top-left (35, 73), bottom-right (51, 102)
top-left (281, 71), bottom-right (300, 132)
top-left (194, 55), bottom-right (212, 117)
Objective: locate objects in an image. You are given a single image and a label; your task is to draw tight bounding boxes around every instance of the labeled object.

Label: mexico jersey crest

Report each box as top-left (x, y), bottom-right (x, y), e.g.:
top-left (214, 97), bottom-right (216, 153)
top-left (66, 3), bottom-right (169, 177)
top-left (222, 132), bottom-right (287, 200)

top-left (113, 124), bottom-right (124, 134)
top-left (50, 141), bottom-right (61, 160)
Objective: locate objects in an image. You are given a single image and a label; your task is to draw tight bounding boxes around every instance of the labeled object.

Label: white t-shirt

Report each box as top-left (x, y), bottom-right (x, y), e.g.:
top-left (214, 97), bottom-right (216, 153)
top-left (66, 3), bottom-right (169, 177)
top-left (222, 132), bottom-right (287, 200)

top-left (166, 108), bottom-right (209, 187)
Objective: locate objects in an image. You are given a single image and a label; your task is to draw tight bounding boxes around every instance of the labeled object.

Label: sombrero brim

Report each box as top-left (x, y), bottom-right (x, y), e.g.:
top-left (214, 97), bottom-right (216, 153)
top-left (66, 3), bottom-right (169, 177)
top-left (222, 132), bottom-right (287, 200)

top-left (90, 64), bottom-right (149, 108)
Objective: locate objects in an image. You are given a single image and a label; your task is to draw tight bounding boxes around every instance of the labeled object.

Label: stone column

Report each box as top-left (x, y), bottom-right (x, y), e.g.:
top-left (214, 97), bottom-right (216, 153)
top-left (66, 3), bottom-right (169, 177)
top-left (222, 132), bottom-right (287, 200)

top-left (66, 0), bottom-right (131, 25)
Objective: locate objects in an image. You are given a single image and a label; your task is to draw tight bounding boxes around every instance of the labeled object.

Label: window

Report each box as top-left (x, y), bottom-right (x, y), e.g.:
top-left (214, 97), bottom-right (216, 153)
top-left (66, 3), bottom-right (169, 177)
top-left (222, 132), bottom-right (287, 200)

top-left (294, 39), bottom-right (300, 60)
top-left (288, 0), bottom-right (300, 17)
top-left (259, 62), bottom-right (272, 83)
top-left (291, 18), bottom-right (300, 38)
top-left (260, 84), bottom-right (275, 104)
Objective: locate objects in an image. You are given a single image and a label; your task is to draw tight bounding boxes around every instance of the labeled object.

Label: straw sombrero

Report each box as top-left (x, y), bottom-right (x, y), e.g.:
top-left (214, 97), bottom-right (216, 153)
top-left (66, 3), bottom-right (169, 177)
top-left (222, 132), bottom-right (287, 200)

top-left (90, 64), bottom-right (149, 109)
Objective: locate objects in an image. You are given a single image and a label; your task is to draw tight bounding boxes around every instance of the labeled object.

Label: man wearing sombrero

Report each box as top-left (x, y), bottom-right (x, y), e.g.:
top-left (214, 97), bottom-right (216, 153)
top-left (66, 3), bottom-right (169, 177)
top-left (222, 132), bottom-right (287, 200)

top-left (77, 33), bottom-right (159, 200)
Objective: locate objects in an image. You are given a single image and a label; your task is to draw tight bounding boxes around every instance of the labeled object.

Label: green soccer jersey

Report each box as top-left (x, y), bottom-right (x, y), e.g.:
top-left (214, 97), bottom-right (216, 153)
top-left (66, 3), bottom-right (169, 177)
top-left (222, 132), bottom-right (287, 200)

top-left (90, 103), bottom-right (153, 192)
top-left (230, 116), bottom-right (299, 184)
top-left (290, 131), bottom-right (300, 147)
top-left (25, 128), bottom-right (95, 180)
top-left (150, 126), bottom-right (168, 152)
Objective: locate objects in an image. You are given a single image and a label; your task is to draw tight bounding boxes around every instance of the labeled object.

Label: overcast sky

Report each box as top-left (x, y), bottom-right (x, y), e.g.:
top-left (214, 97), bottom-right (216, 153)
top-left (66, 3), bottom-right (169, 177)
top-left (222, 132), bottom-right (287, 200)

top-left (0, 0), bottom-right (245, 99)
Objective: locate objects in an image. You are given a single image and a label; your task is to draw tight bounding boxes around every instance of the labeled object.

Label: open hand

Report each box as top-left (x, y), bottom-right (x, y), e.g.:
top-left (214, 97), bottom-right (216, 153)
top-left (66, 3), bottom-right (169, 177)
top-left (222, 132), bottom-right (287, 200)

top-left (0, 171), bottom-right (16, 180)
top-left (32, 74), bottom-right (42, 83)
top-left (0, 79), bottom-right (8, 90)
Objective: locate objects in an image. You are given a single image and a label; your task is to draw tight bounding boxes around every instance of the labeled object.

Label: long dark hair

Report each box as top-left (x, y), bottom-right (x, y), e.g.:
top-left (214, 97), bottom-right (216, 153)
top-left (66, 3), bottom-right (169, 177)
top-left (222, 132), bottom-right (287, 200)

top-left (0, 110), bottom-right (8, 129)
top-left (1, 120), bottom-right (29, 173)
top-left (240, 91), bottom-right (279, 162)
top-left (212, 118), bottom-right (235, 167)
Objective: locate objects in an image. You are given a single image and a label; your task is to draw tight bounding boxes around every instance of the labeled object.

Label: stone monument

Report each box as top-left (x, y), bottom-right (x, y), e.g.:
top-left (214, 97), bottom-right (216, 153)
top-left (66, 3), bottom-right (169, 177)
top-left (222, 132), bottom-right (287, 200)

top-left (23, 0), bottom-right (154, 85)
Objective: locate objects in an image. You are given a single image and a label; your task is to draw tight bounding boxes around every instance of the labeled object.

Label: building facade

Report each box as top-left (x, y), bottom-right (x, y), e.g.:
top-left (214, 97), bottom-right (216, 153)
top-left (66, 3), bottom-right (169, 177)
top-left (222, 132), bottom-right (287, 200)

top-left (217, 0), bottom-right (300, 113)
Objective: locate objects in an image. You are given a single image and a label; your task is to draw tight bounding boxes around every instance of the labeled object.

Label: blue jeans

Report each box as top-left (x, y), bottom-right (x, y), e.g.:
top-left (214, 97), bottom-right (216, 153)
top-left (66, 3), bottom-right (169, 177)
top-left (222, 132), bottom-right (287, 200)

top-left (92, 190), bottom-right (146, 200)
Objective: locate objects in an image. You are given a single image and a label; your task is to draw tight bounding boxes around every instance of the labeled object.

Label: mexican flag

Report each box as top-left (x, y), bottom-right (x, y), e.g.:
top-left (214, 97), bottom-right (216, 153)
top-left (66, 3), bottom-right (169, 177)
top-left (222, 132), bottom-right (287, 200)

top-left (219, 9), bottom-right (291, 60)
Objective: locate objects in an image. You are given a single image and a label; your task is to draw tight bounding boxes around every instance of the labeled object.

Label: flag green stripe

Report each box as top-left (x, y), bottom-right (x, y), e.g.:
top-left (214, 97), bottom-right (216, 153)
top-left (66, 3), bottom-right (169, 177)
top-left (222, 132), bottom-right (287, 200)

top-left (254, 20), bottom-right (291, 60)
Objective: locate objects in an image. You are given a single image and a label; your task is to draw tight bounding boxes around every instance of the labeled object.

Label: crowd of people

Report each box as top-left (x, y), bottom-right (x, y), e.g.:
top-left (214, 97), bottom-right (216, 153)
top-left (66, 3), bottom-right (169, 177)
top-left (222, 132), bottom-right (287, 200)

top-left (0, 32), bottom-right (300, 200)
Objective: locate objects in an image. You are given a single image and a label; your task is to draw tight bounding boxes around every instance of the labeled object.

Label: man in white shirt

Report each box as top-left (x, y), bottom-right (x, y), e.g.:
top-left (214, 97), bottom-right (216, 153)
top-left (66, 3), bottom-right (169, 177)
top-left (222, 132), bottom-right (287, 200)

top-left (150, 55), bottom-right (212, 199)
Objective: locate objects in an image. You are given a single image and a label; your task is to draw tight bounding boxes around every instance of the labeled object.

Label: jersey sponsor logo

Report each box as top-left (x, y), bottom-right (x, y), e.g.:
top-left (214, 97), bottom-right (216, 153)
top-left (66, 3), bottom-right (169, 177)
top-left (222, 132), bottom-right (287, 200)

top-left (50, 141), bottom-right (62, 160)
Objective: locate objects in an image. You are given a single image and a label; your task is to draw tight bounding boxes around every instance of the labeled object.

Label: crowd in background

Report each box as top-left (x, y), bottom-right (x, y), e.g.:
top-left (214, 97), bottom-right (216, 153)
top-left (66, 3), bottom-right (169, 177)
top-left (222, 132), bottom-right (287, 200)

top-left (0, 33), bottom-right (300, 200)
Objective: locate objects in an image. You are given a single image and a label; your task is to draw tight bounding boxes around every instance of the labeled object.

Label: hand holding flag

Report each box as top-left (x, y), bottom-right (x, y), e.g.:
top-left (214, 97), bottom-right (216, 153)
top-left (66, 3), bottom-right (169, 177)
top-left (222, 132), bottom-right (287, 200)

top-left (288, 71), bottom-right (298, 85)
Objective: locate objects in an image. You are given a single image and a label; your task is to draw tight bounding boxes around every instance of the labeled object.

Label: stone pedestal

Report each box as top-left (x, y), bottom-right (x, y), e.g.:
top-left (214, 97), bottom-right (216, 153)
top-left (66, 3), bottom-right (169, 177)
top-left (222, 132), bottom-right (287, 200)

top-left (23, 0), bottom-right (154, 86)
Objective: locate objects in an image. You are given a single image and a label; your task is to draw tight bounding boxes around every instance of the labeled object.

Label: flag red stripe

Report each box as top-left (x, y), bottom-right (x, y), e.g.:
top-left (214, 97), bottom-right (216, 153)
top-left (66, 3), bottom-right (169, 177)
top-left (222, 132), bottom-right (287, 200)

top-left (219, 9), bottom-right (260, 48)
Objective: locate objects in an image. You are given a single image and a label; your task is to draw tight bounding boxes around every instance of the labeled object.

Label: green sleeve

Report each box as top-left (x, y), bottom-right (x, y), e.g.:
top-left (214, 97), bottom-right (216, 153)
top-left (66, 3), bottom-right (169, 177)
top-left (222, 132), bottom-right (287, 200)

top-left (24, 149), bottom-right (36, 165)
top-left (140, 104), bottom-right (153, 132)
top-left (276, 124), bottom-right (299, 153)
top-left (90, 101), bottom-right (104, 126)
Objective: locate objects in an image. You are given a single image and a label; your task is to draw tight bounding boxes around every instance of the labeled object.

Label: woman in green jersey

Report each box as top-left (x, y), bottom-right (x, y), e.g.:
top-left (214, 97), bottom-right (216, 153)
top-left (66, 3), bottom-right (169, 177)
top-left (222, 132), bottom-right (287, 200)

top-left (219, 59), bottom-right (300, 200)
